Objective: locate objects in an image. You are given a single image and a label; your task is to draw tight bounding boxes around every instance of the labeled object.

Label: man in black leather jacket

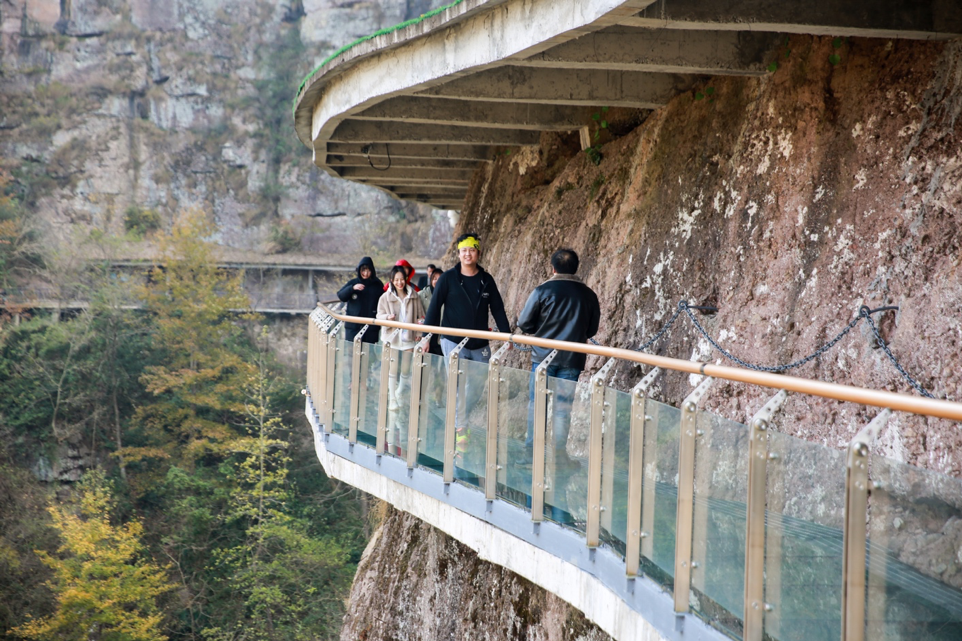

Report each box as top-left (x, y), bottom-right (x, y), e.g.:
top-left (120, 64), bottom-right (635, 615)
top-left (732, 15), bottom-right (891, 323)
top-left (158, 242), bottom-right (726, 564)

top-left (336, 256), bottom-right (383, 343)
top-left (517, 248), bottom-right (600, 467)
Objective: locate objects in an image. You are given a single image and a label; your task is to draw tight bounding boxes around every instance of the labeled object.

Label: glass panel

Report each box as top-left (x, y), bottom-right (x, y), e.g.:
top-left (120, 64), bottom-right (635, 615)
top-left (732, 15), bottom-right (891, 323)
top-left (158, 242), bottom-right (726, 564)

top-left (356, 341), bottom-right (381, 447)
top-left (453, 357), bottom-right (488, 489)
top-left (416, 350), bottom-right (447, 474)
top-left (636, 398), bottom-right (681, 590)
top-left (866, 455), bottom-right (962, 640)
top-left (690, 410), bottom-right (749, 638)
top-left (765, 431), bottom-right (846, 641)
top-left (331, 338), bottom-right (351, 436)
top-left (600, 386), bottom-right (632, 557)
top-left (384, 346), bottom-right (413, 460)
top-left (544, 375), bottom-right (589, 531)
top-left (495, 364), bottom-right (533, 509)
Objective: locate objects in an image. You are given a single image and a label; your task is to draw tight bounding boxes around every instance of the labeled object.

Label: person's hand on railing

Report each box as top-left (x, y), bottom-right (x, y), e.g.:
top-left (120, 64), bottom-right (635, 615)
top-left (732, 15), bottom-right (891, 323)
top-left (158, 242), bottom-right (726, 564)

top-left (387, 314), bottom-right (396, 320)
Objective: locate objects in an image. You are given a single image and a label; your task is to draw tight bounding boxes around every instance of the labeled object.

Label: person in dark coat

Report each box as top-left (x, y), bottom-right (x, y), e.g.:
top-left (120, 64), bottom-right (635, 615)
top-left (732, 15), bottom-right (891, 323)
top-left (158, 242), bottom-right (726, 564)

top-left (516, 248), bottom-right (600, 471)
top-left (337, 256), bottom-right (383, 343)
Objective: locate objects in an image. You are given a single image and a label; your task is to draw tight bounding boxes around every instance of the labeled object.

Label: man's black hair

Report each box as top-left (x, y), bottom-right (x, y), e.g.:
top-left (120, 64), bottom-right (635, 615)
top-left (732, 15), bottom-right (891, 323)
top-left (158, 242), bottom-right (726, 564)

top-left (455, 232), bottom-right (481, 246)
top-left (551, 248), bottom-right (579, 275)
top-left (427, 263), bottom-right (437, 270)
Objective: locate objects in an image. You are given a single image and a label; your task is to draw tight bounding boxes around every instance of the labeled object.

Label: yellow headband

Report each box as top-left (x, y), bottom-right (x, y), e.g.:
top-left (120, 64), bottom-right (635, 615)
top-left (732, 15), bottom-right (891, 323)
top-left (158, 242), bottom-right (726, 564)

top-left (457, 236), bottom-right (480, 250)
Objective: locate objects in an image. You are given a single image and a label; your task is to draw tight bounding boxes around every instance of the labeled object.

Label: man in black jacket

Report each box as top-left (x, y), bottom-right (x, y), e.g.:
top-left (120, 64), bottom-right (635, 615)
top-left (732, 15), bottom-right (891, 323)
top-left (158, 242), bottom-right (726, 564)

top-left (424, 233), bottom-right (511, 433)
top-left (517, 248), bottom-right (600, 467)
top-left (336, 256), bottom-right (383, 343)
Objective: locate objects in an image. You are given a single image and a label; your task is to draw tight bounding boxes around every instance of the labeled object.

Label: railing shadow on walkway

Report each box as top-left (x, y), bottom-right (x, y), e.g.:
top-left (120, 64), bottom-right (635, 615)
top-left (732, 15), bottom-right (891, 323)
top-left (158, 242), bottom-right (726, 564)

top-left (305, 304), bottom-right (962, 641)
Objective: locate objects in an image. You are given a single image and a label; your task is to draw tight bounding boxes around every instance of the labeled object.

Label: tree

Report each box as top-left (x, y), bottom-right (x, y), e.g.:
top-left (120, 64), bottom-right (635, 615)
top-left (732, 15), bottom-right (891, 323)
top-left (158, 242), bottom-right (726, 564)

top-left (13, 470), bottom-right (174, 641)
top-left (200, 329), bottom-right (352, 641)
top-left (121, 208), bottom-right (256, 470)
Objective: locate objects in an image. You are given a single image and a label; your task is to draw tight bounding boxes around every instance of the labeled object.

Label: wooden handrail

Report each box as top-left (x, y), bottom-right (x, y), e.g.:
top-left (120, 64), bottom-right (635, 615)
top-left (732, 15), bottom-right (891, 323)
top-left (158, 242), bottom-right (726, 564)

top-left (317, 303), bottom-right (962, 421)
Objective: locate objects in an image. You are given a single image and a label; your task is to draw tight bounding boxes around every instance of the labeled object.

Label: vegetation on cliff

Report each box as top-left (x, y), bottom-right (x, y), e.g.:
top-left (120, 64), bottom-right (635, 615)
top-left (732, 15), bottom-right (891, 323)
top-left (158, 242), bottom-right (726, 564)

top-left (0, 210), bottom-right (365, 640)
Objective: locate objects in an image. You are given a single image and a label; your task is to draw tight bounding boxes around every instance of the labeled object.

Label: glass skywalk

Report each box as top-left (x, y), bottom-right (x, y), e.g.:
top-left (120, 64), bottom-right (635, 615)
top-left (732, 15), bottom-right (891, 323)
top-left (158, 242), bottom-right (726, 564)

top-left (306, 307), bottom-right (962, 641)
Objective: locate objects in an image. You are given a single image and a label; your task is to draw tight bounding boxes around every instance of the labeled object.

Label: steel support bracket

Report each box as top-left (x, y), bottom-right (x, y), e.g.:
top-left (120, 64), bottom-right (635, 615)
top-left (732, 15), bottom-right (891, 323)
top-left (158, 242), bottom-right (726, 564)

top-left (376, 329), bottom-right (400, 454)
top-left (626, 367), bottom-right (662, 577)
top-left (743, 390), bottom-right (788, 641)
top-left (587, 357), bottom-right (617, 547)
top-left (486, 342), bottom-right (511, 500)
top-left (842, 408), bottom-right (891, 641)
top-left (674, 376), bottom-right (713, 613)
top-left (531, 349), bottom-right (559, 522)
top-left (407, 333), bottom-right (433, 468)
top-left (348, 324), bottom-right (370, 444)
top-left (443, 336), bottom-right (471, 483)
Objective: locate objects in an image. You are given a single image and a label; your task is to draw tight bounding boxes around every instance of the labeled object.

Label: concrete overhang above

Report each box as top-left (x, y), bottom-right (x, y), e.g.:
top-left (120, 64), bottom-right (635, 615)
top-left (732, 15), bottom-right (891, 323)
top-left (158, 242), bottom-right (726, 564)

top-left (293, 0), bottom-right (962, 211)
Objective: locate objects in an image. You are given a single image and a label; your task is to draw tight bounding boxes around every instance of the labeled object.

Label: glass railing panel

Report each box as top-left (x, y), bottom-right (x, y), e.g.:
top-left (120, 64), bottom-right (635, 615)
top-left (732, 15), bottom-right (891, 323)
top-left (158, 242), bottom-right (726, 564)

top-left (764, 430), bottom-right (846, 641)
top-left (415, 349), bottom-right (447, 474)
top-left (331, 338), bottom-right (352, 436)
top-left (600, 386), bottom-right (632, 557)
top-left (452, 357), bottom-right (489, 489)
top-left (639, 397), bottom-right (681, 590)
top-left (383, 346), bottom-right (413, 460)
top-left (356, 340), bottom-right (381, 447)
top-left (544, 374), bottom-right (589, 530)
top-left (690, 410), bottom-right (749, 638)
top-left (495, 363), bottom-right (534, 509)
top-left (866, 455), bottom-right (962, 640)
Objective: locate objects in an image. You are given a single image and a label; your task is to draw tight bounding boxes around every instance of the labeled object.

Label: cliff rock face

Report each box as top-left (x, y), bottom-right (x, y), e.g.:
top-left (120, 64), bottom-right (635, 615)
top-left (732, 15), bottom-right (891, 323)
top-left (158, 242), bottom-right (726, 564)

top-left (341, 506), bottom-right (613, 641)
top-left (457, 35), bottom-right (962, 477)
top-left (0, 0), bottom-right (452, 267)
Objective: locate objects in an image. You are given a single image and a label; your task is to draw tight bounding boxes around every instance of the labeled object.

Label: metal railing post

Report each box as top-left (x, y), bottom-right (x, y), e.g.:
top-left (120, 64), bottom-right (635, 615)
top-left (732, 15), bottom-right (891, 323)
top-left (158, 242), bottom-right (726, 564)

top-left (486, 343), bottom-right (511, 500)
top-left (841, 409), bottom-right (891, 641)
top-left (674, 376), bottom-right (713, 613)
top-left (407, 334), bottom-right (433, 468)
top-left (306, 313), bottom-right (317, 401)
top-left (348, 325), bottom-right (369, 444)
top-left (587, 358), bottom-right (617, 547)
top-left (626, 367), bottom-right (661, 577)
top-left (744, 390), bottom-right (788, 641)
top-left (443, 337), bottom-right (471, 483)
top-left (322, 321), bottom-right (342, 433)
top-left (531, 349), bottom-right (558, 523)
top-left (376, 329), bottom-right (399, 455)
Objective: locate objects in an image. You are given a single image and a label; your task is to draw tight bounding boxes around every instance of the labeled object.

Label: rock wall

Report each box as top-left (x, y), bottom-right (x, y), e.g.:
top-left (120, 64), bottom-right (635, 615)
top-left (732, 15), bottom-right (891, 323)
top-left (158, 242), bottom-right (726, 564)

top-left (0, 0), bottom-right (453, 269)
top-left (340, 505), bottom-right (613, 641)
top-left (455, 35), bottom-right (962, 477)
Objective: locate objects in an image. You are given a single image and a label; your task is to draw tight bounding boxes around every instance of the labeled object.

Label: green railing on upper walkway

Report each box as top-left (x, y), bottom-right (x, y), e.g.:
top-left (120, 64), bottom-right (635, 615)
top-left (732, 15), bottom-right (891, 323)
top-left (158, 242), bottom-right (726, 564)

top-left (293, 0), bottom-right (466, 116)
top-left (306, 304), bottom-right (962, 641)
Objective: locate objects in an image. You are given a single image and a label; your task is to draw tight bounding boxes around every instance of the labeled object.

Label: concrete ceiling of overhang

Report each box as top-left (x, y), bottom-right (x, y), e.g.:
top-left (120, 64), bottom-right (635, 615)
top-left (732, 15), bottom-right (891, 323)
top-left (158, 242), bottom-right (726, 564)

top-left (293, 0), bottom-right (962, 211)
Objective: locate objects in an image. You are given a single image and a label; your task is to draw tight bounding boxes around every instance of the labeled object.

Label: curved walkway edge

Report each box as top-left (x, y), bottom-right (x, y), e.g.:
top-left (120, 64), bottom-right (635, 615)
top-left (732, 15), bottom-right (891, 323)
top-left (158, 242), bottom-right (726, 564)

top-left (306, 399), bottom-right (729, 641)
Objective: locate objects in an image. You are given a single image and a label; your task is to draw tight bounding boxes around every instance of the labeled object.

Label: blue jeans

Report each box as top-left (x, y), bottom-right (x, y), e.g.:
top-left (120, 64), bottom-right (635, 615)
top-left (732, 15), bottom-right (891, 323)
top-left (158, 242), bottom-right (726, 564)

top-left (525, 363), bottom-right (581, 451)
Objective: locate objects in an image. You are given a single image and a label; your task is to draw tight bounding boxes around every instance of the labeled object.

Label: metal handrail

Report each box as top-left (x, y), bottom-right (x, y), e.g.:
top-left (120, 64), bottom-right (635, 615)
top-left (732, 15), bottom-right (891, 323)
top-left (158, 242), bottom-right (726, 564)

top-left (317, 303), bottom-right (962, 421)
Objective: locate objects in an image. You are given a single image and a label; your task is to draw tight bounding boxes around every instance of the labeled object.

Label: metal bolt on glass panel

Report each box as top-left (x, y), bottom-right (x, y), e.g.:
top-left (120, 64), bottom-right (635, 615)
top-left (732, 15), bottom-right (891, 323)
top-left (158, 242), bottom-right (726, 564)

top-left (587, 357), bottom-right (617, 548)
top-left (486, 342), bottom-right (511, 500)
top-left (348, 325), bottom-right (370, 444)
top-left (626, 367), bottom-right (661, 577)
top-left (531, 349), bottom-right (559, 523)
top-left (376, 329), bottom-right (400, 455)
top-left (674, 376), bottom-right (713, 613)
top-left (841, 409), bottom-right (890, 641)
top-left (407, 333), bottom-right (433, 469)
top-left (443, 337), bottom-right (471, 483)
top-left (744, 390), bottom-right (788, 641)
